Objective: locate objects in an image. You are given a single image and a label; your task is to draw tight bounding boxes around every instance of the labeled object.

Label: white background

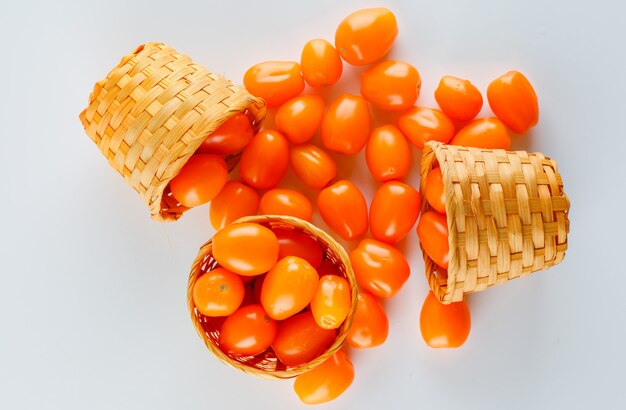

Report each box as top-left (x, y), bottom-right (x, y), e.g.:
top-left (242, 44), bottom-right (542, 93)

top-left (1, 0), bottom-right (625, 409)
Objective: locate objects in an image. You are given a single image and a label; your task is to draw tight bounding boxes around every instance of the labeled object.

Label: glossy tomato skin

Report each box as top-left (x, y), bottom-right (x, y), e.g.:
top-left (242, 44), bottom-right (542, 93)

top-left (416, 211), bottom-right (449, 269)
top-left (197, 112), bottom-right (254, 156)
top-left (239, 130), bottom-right (289, 189)
top-left (361, 61), bottom-right (421, 111)
top-left (365, 125), bottom-right (411, 182)
top-left (259, 189), bottom-right (313, 222)
top-left (193, 267), bottom-right (245, 317)
top-left (310, 275), bottom-right (351, 330)
top-left (275, 95), bottom-right (325, 144)
top-left (274, 228), bottom-right (323, 269)
top-left (170, 154), bottom-right (228, 207)
top-left (243, 61), bottom-right (304, 108)
top-left (212, 223), bottom-right (279, 276)
top-left (290, 144), bottom-right (337, 189)
top-left (335, 7), bottom-right (398, 66)
top-left (349, 239), bottom-right (410, 298)
top-left (347, 291), bottom-right (388, 348)
top-left (272, 311), bottom-right (336, 367)
top-left (219, 304), bottom-right (277, 356)
top-left (450, 117), bottom-right (511, 150)
top-left (396, 106), bottom-right (455, 149)
top-left (487, 70), bottom-right (538, 134)
top-left (301, 39), bottom-right (343, 88)
top-left (434, 76), bottom-right (483, 122)
top-left (317, 180), bottom-right (368, 241)
top-left (321, 94), bottom-right (371, 155)
top-left (420, 291), bottom-right (471, 348)
top-left (370, 181), bottom-right (421, 244)
top-left (294, 350), bottom-right (355, 405)
top-left (209, 181), bottom-right (260, 230)
top-left (424, 167), bottom-right (446, 214)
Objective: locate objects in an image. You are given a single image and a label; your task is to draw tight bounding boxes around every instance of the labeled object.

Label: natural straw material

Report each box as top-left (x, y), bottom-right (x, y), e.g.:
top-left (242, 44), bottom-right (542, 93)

top-left (187, 215), bottom-right (358, 379)
top-left (420, 142), bottom-right (570, 304)
top-left (79, 42), bottom-right (265, 222)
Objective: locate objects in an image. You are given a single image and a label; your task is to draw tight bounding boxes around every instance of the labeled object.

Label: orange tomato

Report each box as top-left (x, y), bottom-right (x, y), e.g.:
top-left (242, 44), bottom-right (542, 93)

top-left (239, 130), bottom-right (289, 189)
top-left (293, 350), bottom-right (354, 405)
top-left (272, 311), bottom-right (336, 366)
top-left (369, 181), bottom-right (421, 244)
top-left (209, 181), bottom-right (260, 230)
top-left (192, 267), bottom-right (245, 317)
top-left (424, 167), bottom-right (446, 214)
top-left (170, 154), bottom-right (228, 207)
top-left (300, 39), bottom-right (343, 88)
top-left (416, 211), bottom-right (449, 269)
top-left (349, 239), bottom-right (410, 298)
top-left (487, 70), bottom-right (538, 134)
top-left (396, 106), bottom-right (455, 149)
top-left (321, 94), bottom-right (371, 155)
top-left (212, 222), bottom-right (279, 276)
top-left (347, 291), bottom-right (388, 348)
top-left (450, 117), bottom-right (511, 150)
top-left (258, 189), bottom-right (313, 222)
top-left (275, 95), bottom-right (325, 144)
top-left (317, 180), bottom-right (368, 241)
top-left (434, 76), bottom-right (483, 122)
top-left (261, 256), bottom-right (319, 320)
top-left (361, 60), bottom-right (421, 111)
top-left (310, 275), bottom-right (351, 330)
top-left (335, 7), bottom-right (398, 66)
top-left (197, 112), bottom-right (254, 156)
top-left (420, 291), bottom-right (471, 348)
top-left (219, 304), bottom-right (277, 356)
top-left (365, 125), bottom-right (411, 182)
top-left (290, 144), bottom-right (337, 189)
top-left (274, 228), bottom-right (323, 269)
top-left (243, 61), bottom-right (304, 108)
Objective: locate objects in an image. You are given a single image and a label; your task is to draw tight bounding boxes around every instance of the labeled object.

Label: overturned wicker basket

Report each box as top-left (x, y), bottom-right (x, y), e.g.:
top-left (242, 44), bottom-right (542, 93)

top-left (420, 142), bottom-right (570, 304)
top-left (79, 42), bottom-right (266, 222)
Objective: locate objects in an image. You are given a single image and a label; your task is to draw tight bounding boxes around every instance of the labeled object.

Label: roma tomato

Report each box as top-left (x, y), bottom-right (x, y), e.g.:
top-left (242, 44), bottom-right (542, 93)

top-left (243, 61), bottom-right (304, 108)
top-left (396, 106), bottom-right (455, 149)
top-left (261, 256), bottom-right (319, 320)
top-left (272, 311), bottom-right (336, 367)
top-left (212, 223), bottom-right (279, 276)
top-left (370, 181), bottom-right (421, 244)
top-left (294, 350), bottom-right (354, 405)
top-left (450, 117), bottom-right (511, 150)
top-left (219, 304), bottom-right (277, 356)
top-left (170, 154), bottom-right (228, 207)
top-left (317, 180), bottom-right (368, 241)
top-left (197, 112), bottom-right (254, 155)
top-left (347, 292), bottom-right (388, 348)
top-left (424, 167), bottom-right (446, 214)
top-left (416, 211), bottom-right (449, 269)
top-left (434, 76), bottom-right (483, 122)
top-left (365, 125), bottom-right (411, 181)
top-left (420, 291), bottom-right (471, 348)
top-left (361, 60), bottom-right (421, 111)
top-left (209, 181), bottom-right (260, 230)
top-left (239, 130), bottom-right (289, 189)
top-left (487, 70), bottom-right (539, 134)
top-left (259, 189), bottom-right (313, 222)
top-left (335, 7), bottom-right (398, 66)
top-left (193, 267), bottom-right (244, 317)
top-left (290, 144), bottom-right (337, 189)
top-left (300, 39), bottom-right (343, 88)
top-left (310, 275), bottom-right (351, 330)
top-left (321, 94), bottom-right (371, 155)
top-left (274, 228), bottom-right (323, 269)
top-left (349, 239), bottom-right (410, 298)
top-left (275, 95), bottom-right (325, 144)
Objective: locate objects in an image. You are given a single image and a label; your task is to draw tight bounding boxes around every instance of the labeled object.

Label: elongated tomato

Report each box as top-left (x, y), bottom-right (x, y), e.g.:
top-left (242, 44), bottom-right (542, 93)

top-left (243, 61), bottom-right (304, 108)
top-left (321, 94), bottom-right (371, 155)
top-left (294, 350), bottom-right (354, 405)
top-left (396, 106), bottom-right (455, 149)
top-left (420, 291), bottom-right (471, 348)
top-left (434, 76), bottom-right (483, 122)
top-left (365, 125), bottom-right (411, 182)
top-left (193, 267), bottom-right (244, 317)
top-left (170, 154), bottom-right (228, 207)
top-left (487, 70), bottom-right (538, 134)
top-left (369, 181), bottom-right (421, 244)
top-left (317, 180), bottom-right (368, 240)
top-left (239, 130), bottom-right (289, 189)
top-left (197, 112), bottom-right (254, 155)
top-left (219, 304), bottom-right (277, 356)
top-left (347, 291), bottom-right (388, 348)
top-left (424, 167), bottom-right (446, 214)
top-left (212, 223), bottom-right (279, 276)
top-left (272, 311), bottom-right (336, 366)
top-left (275, 95), bottom-right (325, 144)
top-left (209, 181), bottom-right (260, 230)
top-left (310, 275), bottom-right (351, 330)
top-left (259, 189), bottom-right (313, 222)
top-left (274, 228), bottom-right (323, 269)
top-left (290, 144), bottom-right (337, 189)
top-left (416, 211), bottom-right (449, 269)
top-left (450, 117), bottom-right (511, 150)
top-left (349, 239), bottom-right (410, 298)
top-left (301, 39), bottom-right (343, 88)
top-left (361, 60), bottom-right (421, 111)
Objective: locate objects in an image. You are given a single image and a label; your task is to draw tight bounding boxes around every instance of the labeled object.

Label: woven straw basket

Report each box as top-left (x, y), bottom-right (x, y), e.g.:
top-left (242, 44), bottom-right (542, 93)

top-left (79, 42), bottom-right (266, 222)
top-left (187, 215), bottom-right (358, 379)
top-left (420, 142), bottom-right (570, 304)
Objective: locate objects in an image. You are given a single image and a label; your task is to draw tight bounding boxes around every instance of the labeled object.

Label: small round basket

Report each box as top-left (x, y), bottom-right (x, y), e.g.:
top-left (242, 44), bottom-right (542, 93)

top-left (187, 215), bottom-right (358, 379)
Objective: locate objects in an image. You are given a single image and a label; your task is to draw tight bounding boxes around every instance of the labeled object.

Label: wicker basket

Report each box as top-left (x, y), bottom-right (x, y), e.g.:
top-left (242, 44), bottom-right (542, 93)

top-left (187, 215), bottom-right (358, 379)
top-left (79, 42), bottom-right (266, 222)
top-left (420, 142), bottom-right (570, 304)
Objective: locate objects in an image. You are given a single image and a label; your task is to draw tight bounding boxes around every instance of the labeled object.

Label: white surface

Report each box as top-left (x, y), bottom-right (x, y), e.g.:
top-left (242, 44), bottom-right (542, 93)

top-left (1, 0), bottom-right (625, 409)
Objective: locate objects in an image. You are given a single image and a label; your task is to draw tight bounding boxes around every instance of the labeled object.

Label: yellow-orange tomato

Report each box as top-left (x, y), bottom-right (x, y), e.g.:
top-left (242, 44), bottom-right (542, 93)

top-left (396, 106), bottom-right (455, 149)
top-left (272, 311), bottom-right (336, 366)
top-left (365, 125), bottom-right (411, 182)
top-left (261, 256), bottom-right (319, 320)
top-left (317, 180), bottom-right (368, 241)
top-left (274, 228), bottom-right (323, 269)
top-left (197, 112), bottom-right (254, 156)
top-left (310, 275), bottom-right (351, 330)
top-left (349, 239), bottom-right (410, 298)
top-left (275, 95), bottom-right (325, 144)
top-left (370, 181), bottom-right (421, 244)
top-left (321, 94), bottom-right (371, 155)
top-left (450, 117), bottom-right (511, 150)
top-left (170, 154), bottom-right (228, 207)
top-left (301, 39), bottom-right (343, 88)
top-left (212, 223), bottom-right (279, 276)
top-left (290, 144), bottom-right (337, 189)
top-left (434, 76), bottom-right (483, 122)
top-left (420, 291), bottom-right (471, 348)
top-left (239, 130), bottom-right (289, 189)
top-left (424, 167), bottom-right (446, 214)
top-left (193, 267), bottom-right (244, 317)
top-left (258, 189), bottom-right (313, 222)
top-left (294, 350), bottom-right (354, 405)
top-left (335, 7), bottom-right (398, 66)
top-left (347, 292), bottom-right (388, 348)
top-left (487, 70), bottom-right (539, 134)
top-left (243, 61), bottom-right (304, 108)
top-left (361, 61), bottom-right (421, 111)
top-left (219, 304), bottom-right (277, 356)
top-left (416, 211), bottom-right (449, 269)
top-left (209, 181), bottom-right (260, 230)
